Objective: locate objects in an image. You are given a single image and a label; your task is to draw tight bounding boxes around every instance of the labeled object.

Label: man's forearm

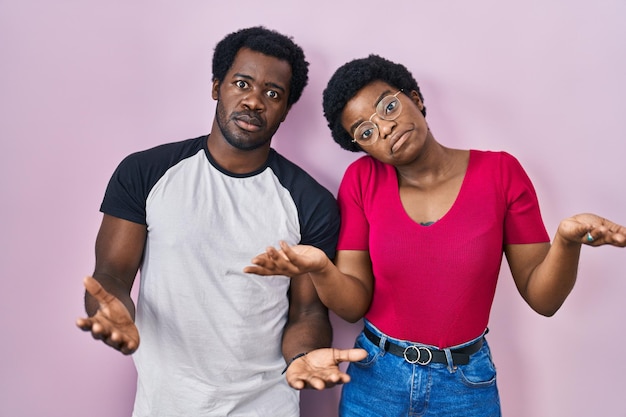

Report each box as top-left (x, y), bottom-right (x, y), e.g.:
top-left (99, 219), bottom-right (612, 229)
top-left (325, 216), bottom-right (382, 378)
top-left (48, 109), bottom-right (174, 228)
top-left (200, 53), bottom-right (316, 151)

top-left (85, 274), bottom-right (136, 319)
top-left (282, 312), bottom-right (332, 361)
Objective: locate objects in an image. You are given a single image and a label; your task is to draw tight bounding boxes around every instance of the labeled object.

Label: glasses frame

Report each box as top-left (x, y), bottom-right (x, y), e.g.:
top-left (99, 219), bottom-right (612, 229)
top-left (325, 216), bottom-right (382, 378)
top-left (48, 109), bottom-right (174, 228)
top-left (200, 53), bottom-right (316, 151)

top-left (351, 90), bottom-right (403, 146)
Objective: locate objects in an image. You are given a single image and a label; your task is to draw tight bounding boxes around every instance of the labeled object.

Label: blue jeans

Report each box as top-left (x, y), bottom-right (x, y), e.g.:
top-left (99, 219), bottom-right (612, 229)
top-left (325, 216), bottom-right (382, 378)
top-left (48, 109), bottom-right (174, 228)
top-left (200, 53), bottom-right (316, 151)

top-left (339, 321), bottom-right (501, 417)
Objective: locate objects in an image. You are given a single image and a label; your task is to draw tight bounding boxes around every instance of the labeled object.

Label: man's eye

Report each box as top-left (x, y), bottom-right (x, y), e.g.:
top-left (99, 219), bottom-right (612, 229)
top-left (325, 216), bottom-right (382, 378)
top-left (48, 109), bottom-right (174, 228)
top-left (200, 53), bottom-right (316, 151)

top-left (235, 80), bottom-right (248, 89)
top-left (266, 90), bottom-right (279, 99)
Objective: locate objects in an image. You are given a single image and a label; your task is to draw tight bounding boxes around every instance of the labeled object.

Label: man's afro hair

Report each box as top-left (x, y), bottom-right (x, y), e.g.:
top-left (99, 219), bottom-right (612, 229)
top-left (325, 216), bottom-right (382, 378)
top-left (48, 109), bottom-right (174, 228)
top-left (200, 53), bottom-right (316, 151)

top-left (212, 26), bottom-right (309, 107)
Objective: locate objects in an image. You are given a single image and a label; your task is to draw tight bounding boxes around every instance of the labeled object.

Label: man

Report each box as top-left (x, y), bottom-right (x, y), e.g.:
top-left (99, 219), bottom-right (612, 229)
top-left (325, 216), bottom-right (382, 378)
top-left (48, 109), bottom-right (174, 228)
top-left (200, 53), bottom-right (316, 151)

top-left (76, 26), bottom-right (365, 417)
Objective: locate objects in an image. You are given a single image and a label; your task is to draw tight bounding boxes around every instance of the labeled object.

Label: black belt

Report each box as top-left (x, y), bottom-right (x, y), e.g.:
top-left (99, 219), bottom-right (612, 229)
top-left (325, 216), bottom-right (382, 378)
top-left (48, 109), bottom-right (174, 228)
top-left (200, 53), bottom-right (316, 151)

top-left (363, 327), bottom-right (483, 366)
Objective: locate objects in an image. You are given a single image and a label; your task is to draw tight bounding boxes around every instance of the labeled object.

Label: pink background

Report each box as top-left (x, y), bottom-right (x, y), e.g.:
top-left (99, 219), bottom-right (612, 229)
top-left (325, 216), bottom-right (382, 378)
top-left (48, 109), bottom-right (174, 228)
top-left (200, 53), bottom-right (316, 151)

top-left (1, 1), bottom-right (625, 416)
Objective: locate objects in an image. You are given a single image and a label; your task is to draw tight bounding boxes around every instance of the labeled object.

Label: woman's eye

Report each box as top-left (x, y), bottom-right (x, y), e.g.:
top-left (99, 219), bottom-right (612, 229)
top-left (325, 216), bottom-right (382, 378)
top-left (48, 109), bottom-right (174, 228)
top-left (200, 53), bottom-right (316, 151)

top-left (360, 128), bottom-right (374, 140)
top-left (385, 99), bottom-right (398, 115)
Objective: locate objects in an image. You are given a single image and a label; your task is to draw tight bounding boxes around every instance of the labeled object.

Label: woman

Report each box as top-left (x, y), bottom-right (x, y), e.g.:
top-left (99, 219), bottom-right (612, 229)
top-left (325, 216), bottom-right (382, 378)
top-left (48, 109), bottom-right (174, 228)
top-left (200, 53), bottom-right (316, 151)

top-left (245, 55), bottom-right (626, 416)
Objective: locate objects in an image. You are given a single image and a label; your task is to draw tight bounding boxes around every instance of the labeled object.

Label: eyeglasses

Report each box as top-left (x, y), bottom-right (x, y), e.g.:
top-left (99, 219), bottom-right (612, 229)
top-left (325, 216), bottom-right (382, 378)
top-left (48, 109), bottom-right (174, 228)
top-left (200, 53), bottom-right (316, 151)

top-left (352, 90), bottom-right (403, 146)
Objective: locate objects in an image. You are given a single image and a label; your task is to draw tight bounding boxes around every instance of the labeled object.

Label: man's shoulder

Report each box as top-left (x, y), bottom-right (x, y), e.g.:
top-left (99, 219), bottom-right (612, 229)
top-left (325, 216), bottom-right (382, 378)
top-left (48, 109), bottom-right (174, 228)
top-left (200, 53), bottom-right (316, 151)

top-left (127, 135), bottom-right (206, 162)
top-left (269, 150), bottom-right (327, 189)
top-left (112, 136), bottom-right (207, 178)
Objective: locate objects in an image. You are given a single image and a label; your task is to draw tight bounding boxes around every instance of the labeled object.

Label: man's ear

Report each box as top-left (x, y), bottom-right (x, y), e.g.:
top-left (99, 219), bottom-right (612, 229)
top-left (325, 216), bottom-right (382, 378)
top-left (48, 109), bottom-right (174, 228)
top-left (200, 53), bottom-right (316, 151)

top-left (211, 79), bottom-right (220, 100)
top-left (409, 90), bottom-right (424, 112)
top-left (280, 105), bottom-right (292, 122)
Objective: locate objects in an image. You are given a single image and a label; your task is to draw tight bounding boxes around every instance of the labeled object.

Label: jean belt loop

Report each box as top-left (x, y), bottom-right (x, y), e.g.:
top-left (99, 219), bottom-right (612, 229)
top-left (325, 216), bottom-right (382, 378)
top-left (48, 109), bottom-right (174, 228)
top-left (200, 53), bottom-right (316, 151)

top-left (378, 332), bottom-right (387, 353)
top-left (443, 348), bottom-right (456, 373)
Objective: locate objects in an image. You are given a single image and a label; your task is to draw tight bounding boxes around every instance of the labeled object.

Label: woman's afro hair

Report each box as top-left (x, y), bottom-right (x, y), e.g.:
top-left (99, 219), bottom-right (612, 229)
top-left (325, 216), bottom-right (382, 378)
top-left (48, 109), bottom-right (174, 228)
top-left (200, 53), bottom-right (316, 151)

top-left (322, 55), bottom-right (426, 152)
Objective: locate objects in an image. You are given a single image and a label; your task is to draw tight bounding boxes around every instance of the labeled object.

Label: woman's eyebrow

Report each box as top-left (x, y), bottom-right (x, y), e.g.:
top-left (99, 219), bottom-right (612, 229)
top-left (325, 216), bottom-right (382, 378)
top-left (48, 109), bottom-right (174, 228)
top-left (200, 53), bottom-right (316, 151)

top-left (348, 89), bottom-right (394, 133)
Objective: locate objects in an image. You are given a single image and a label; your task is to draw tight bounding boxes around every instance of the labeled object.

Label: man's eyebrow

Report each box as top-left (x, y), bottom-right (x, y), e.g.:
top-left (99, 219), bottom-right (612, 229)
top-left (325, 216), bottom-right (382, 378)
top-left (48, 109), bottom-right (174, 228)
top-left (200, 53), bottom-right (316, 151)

top-left (265, 82), bottom-right (286, 93)
top-left (233, 72), bottom-right (254, 81)
top-left (348, 89), bottom-right (394, 133)
top-left (233, 73), bottom-right (286, 93)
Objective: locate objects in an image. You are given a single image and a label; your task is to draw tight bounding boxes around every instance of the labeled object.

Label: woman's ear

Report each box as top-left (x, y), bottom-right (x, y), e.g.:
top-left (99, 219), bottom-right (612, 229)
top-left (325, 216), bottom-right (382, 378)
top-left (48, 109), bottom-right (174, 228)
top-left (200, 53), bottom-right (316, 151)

top-left (409, 90), bottom-right (425, 112)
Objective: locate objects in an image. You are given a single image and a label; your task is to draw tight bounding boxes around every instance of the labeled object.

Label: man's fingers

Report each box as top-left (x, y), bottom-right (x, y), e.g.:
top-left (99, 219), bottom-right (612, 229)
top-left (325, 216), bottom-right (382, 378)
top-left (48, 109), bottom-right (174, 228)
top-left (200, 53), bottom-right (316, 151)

top-left (75, 317), bottom-right (92, 330)
top-left (289, 375), bottom-right (330, 391)
top-left (110, 331), bottom-right (138, 355)
top-left (90, 322), bottom-right (108, 339)
top-left (287, 377), bottom-right (305, 390)
top-left (77, 313), bottom-right (130, 347)
top-left (83, 276), bottom-right (116, 305)
top-left (76, 316), bottom-right (111, 341)
top-left (83, 323), bottom-right (138, 354)
top-left (119, 344), bottom-right (137, 355)
top-left (338, 373), bottom-right (351, 384)
top-left (308, 376), bottom-right (327, 390)
top-left (285, 349), bottom-right (361, 390)
top-left (334, 348), bottom-right (368, 364)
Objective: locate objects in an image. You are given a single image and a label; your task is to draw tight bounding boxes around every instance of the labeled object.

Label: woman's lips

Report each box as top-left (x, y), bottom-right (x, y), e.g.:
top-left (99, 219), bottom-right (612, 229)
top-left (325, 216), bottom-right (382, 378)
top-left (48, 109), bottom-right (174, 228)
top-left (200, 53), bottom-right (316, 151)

top-left (391, 130), bottom-right (410, 153)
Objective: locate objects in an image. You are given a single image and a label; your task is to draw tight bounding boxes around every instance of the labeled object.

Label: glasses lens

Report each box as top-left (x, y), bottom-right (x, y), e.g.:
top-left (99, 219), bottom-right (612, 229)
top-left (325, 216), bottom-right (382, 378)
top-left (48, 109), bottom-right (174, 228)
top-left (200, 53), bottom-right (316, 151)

top-left (376, 94), bottom-right (402, 120)
top-left (354, 121), bottom-right (378, 144)
top-left (352, 92), bottom-right (402, 145)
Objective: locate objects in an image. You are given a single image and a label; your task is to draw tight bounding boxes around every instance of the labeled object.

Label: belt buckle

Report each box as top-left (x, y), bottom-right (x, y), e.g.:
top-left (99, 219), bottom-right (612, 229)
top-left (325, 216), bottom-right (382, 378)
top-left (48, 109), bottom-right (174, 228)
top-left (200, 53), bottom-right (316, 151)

top-left (403, 345), bottom-right (433, 365)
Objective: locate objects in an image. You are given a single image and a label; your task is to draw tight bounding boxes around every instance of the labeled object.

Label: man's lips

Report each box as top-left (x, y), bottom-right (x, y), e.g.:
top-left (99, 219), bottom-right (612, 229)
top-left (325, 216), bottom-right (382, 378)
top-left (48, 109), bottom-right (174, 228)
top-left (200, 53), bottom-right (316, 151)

top-left (233, 113), bottom-right (264, 131)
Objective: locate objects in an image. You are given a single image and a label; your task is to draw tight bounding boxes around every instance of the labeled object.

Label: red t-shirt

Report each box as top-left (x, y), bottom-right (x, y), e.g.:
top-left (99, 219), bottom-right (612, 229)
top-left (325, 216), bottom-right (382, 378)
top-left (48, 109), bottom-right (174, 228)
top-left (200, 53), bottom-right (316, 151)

top-left (337, 150), bottom-right (550, 348)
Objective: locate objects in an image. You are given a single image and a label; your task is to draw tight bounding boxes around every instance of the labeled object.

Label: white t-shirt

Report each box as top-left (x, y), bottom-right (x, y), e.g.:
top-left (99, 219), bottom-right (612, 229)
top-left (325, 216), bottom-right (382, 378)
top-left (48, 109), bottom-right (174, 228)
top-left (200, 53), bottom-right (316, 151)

top-left (100, 135), bottom-right (340, 417)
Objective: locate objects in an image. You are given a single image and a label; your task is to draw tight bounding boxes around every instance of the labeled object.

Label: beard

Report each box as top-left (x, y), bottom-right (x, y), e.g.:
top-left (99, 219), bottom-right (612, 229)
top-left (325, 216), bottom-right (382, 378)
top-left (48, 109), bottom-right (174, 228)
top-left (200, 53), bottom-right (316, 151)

top-left (215, 100), bottom-right (278, 151)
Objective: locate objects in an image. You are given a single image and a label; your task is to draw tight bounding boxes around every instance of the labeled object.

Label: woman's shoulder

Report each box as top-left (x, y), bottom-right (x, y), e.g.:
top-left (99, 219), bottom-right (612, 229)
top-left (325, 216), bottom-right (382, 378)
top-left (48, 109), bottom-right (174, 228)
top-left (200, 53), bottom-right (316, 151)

top-left (470, 148), bottom-right (515, 158)
top-left (346, 154), bottom-right (391, 173)
top-left (469, 149), bottom-right (522, 168)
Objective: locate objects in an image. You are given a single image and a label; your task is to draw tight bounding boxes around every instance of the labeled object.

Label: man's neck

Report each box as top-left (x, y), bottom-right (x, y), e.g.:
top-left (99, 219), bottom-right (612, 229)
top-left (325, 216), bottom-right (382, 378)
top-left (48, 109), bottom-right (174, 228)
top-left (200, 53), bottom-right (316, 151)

top-left (206, 133), bottom-right (271, 174)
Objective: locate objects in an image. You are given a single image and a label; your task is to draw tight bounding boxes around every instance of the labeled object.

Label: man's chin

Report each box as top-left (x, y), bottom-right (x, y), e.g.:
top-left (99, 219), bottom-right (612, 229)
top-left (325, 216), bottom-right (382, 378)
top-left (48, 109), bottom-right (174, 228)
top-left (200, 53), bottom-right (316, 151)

top-left (224, 135), bottom-right (271, 151)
